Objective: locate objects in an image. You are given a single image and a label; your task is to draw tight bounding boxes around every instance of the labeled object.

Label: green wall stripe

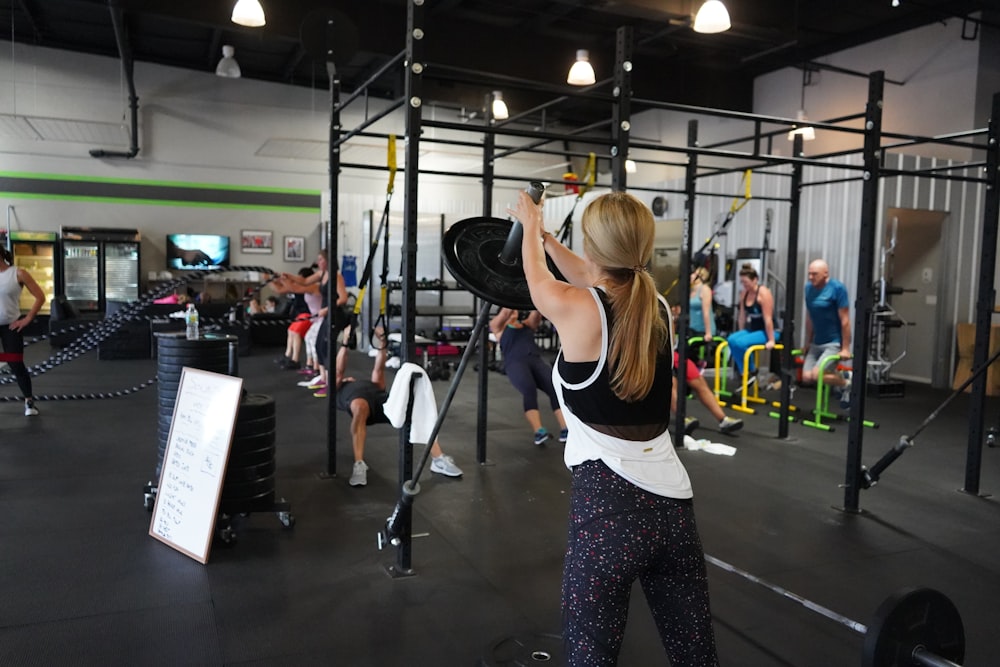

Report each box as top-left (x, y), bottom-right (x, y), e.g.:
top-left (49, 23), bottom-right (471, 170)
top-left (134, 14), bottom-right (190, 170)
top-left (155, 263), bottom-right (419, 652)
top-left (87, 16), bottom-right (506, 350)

top-left (0, 191), bottom-right (319, 212)
top-left (0, 175), bottom-right (321, 210)
top-left (0, 170), bottom-right (321, 196)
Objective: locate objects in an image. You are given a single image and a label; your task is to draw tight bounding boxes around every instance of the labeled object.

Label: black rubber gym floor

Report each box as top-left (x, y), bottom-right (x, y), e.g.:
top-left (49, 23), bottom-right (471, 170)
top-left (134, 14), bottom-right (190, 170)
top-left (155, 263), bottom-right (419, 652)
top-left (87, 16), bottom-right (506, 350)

top-left (1, 340), bottom-right (998, 666)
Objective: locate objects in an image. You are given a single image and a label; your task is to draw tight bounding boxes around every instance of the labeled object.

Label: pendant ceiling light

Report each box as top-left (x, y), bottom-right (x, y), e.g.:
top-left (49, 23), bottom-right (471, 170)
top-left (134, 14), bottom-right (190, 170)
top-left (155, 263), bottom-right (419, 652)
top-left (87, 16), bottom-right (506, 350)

top-left (216, 45), bottom-right (242, 78)
top-left (788, 68), bottom-right (816, 141)
top-left (566, 50), bottom-right (596, 86)
top-left (491, 91), bottom-right (509, 120)
top-left (693, 0), bottom-right (731, 34)
top-left (232, 0), bottom-right (266, 28)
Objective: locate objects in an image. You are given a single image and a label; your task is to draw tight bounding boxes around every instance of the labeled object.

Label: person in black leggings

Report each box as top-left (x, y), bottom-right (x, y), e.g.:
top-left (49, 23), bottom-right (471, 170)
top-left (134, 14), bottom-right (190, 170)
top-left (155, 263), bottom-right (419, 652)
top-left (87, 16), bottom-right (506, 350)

top-left (489, 308), bottom-right (568, 445)
top-left (0, 245), bottom-right (46, 416)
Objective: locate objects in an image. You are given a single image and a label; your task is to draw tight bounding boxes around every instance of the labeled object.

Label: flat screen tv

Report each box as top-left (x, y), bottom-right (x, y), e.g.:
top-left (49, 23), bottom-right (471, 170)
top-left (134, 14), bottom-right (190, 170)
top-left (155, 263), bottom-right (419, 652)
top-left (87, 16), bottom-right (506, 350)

top-left (166, 234), bottom-right (230, 270)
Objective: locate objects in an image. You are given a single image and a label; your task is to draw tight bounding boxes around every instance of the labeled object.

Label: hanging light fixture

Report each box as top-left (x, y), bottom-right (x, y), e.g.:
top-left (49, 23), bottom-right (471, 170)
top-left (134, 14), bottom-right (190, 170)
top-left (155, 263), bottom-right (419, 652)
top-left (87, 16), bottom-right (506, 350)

top-left (491, 91), bottom-right (509, 120)
top-left (216, 45), bottom-right (242, 78)
top-left (567, 50), bottom-right (596, 86)
top-left (231, 0), bottom-right (266, 28)
top-left (788, 67), bottom-right (816, 141)
top-left (693, 0), bottom-right (731, 34)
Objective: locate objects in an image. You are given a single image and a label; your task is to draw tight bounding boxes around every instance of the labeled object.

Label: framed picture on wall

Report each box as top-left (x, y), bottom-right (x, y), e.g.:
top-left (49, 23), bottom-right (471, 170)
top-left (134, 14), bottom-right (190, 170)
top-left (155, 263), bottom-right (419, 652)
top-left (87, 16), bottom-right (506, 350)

top-left (241, 230), bottom-right (273, 254)
top-left (284, 235), bottom-right (305, 262)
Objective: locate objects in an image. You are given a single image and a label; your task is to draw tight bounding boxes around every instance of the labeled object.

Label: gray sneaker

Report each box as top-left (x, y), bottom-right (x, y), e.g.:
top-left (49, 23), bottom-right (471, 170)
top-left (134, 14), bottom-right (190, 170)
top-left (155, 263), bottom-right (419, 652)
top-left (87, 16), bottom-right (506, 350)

top-left (24, 398), bottom-right (39, 417)
top-left (839, 371), bottom-right (853, 410)
top-left (349, 460), bottom-right (368, 487)
top-left (430, 455), bottom-right (463, 477)
top-left (719, 416), bottom-right (743, 434)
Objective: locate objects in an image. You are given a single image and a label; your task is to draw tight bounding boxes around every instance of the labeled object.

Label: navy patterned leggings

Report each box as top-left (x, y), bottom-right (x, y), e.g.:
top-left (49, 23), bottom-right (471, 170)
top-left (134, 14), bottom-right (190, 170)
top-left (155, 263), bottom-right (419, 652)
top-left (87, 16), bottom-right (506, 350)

top-left (0, 325), bottom-right (33, 399)
top-left (562, 459), bottom-right (719, 666)
top-left (505, 353), bottom-right (560, 413)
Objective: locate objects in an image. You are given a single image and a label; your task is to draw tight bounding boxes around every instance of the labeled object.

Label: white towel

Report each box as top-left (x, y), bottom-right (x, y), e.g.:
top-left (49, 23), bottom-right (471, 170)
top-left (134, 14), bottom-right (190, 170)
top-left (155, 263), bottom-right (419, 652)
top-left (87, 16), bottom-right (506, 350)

top-left (382, 362), bottom-right (439, 443)
top-left (682, 435), bottom-right (737, 457)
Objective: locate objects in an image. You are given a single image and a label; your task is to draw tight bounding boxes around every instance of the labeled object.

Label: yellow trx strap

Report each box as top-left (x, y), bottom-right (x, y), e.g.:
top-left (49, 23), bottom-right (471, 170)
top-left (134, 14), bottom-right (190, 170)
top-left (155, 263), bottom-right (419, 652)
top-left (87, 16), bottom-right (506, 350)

top-left (353, 135), bottom-right (397, 318)
top-left (729, 169), bottom-right (752, 216)
top-left (581, 152), bottom-right (597, 195)
top-left (386, 134), bottom-right (397, 196)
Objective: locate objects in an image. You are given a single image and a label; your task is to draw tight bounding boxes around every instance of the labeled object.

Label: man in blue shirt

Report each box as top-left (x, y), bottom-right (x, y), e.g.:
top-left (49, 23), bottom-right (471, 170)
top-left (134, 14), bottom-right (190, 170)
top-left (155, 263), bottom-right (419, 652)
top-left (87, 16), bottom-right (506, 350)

top-left (803, 259), bottom-right (852, 408)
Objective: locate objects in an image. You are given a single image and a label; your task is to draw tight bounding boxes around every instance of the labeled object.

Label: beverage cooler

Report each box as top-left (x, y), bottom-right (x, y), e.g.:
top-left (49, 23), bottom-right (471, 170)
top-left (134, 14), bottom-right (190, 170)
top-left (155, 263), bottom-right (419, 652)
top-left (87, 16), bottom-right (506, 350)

top-left (60, 227), bottom-right (141, 313)
top-left (9, 231), bottom-right (59, 316)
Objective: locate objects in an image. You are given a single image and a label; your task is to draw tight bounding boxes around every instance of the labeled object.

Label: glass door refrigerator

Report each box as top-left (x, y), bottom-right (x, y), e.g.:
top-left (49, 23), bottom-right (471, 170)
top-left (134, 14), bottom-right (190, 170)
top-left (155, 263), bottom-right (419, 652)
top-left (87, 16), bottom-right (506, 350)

top-left (60, 227), bottom-right (141, 314)
top-left (10, 231), bottom-right (59, 316)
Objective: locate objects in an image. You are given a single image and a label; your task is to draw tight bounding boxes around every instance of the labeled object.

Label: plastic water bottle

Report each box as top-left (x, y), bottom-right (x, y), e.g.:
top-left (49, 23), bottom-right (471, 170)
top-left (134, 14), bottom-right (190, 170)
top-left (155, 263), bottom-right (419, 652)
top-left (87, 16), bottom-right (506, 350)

top-left (185, 303), bottom-right (199, 340)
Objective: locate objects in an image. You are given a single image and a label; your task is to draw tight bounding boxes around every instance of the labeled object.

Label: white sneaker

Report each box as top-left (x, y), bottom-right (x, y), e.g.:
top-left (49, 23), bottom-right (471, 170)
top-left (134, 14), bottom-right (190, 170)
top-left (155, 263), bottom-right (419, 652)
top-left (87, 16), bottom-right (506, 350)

top-left (297, 375), bottom-right (323, 387)
top-left (430, 455), bottom-right (463, 477)
top-left (24, 399), bottom-right (39, 417)
top-left (349, 460), bottom-right (368, 487)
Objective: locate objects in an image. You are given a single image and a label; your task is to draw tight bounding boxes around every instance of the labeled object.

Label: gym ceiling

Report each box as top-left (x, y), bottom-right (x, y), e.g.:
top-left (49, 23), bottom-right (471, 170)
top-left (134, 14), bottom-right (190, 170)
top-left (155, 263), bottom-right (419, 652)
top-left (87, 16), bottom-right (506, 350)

top-left (1, 0), bottom-right (996, 129)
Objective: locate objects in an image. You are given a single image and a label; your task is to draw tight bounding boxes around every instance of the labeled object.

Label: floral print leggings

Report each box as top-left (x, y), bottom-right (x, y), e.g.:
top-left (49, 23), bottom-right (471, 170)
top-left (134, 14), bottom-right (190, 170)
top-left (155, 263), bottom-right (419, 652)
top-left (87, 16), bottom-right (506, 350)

top-left (562, 459), bottom-right (719, 666)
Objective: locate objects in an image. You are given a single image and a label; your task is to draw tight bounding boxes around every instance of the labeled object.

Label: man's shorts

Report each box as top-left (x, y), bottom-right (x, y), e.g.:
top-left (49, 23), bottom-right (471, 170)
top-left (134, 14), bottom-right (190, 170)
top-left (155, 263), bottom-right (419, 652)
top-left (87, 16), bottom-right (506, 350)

top-left (336, 380), bottom-right (389, 425)
top-left (803, 341), bottom-right (843, 374)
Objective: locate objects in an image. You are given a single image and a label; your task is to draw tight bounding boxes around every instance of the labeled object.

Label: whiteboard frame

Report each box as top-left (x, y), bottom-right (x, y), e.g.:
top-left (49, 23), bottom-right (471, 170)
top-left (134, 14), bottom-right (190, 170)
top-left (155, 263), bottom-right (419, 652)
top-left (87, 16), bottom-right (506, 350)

top-left (149, 367), bottom-right (244, 564)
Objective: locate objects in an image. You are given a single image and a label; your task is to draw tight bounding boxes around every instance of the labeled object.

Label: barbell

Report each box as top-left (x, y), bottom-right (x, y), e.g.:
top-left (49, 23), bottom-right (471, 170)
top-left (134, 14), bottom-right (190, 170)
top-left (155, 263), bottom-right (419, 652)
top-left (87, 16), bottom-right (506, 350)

top-left (441, 181), bottom-right (563, 311)
top-left (705, 554), bottom-right (967, 666)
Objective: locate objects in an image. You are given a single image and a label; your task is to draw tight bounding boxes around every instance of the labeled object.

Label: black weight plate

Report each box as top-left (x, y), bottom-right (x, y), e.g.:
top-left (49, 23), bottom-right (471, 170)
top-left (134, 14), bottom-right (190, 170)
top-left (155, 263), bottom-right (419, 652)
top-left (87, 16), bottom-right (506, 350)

top-left (232, 430), bottom-right (276, 452)
top-left (442, 216), bottom-right (536, 311)
top-left (224, 460), bottom-right (276, 483)
top-left (236, 394), bottom-right (276, 421)
top-left (221, 474), bottom-right (276, 500)
top-left (862, 587), bottom-right (965, 667)
top-left (219, 490), bottom-right (276, 514)
top-left (228, 445), bottom-right (276, 468)
top-left (480, 632), bottom-right (564, 666)
top-left (155, 339), bottom-right (232, 351)
top-left (156, 349), bottom-right (231, 363)
top-left (233, 414), bottom-right (276, 437)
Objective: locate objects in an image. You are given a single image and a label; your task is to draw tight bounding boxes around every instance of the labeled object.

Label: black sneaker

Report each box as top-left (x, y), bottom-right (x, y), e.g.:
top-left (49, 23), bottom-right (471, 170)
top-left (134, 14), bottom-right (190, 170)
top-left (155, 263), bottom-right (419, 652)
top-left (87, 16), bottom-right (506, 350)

top-left (683, 416), bottom-right (700, 436)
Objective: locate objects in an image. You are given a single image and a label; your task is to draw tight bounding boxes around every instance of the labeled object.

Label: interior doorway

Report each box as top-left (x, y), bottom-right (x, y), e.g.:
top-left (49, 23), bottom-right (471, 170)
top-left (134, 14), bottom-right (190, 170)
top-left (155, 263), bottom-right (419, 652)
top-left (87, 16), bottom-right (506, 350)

top-left (879, 207), bottom-right (950, 385)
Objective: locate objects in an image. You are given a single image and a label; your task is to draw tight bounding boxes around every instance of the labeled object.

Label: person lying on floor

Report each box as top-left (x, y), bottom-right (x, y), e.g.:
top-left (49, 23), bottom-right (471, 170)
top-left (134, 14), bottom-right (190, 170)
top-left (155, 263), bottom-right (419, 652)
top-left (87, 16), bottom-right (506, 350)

top-left (335, 327), bottom-right (463, 487)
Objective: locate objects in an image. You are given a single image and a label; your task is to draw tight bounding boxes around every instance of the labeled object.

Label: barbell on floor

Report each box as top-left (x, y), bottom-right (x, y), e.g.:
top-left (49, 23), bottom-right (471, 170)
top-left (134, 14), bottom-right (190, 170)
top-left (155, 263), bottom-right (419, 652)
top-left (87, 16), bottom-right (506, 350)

top-left (704, 554), bottom-right (967, 666)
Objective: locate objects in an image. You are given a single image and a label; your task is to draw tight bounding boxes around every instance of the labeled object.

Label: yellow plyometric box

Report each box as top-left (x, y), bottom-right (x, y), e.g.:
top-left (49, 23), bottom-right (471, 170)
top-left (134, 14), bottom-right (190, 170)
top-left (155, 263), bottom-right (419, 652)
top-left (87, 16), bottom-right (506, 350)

top-left (953, 322), bottom-right (1000, 397)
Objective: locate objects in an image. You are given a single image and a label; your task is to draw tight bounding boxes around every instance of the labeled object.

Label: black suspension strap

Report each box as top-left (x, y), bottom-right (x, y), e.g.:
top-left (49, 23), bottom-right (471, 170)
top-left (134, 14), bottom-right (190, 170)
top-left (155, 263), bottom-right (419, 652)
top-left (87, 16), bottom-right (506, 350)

top-left (351, 134), bottom-right (396, 350)
top-left (555, 152), bottom-right (596, 245)
top-left (695, 168), bottom-right (753, 258)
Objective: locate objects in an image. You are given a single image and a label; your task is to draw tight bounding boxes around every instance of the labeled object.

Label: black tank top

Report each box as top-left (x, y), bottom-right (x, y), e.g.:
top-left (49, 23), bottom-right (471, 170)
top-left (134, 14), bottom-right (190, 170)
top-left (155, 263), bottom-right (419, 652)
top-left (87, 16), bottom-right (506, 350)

top-left (743, 286), bottom-right (764, 332)
top-left (556, 290), bottom-right (673, 441)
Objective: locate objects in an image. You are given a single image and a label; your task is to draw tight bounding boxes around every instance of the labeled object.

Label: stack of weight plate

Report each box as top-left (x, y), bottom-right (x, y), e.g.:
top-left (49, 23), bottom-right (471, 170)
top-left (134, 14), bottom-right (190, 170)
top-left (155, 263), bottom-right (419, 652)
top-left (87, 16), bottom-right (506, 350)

top-left (221, 394), bottom-right (277, 514)
top-left (154, 333), bottom-right (235, 479)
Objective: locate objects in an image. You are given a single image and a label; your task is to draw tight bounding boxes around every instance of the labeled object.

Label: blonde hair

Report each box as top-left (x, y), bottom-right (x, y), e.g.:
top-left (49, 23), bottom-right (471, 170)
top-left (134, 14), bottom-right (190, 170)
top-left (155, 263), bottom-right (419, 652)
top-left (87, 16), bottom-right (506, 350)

top-left (581, 192), bottom-right (668, 402)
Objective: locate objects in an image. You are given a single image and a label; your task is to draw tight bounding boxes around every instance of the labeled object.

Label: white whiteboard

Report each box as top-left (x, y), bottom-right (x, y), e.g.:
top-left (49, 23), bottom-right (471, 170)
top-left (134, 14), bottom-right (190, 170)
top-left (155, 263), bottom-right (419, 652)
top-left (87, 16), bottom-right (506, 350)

top-left (149, 367), bottom-right (244, 564)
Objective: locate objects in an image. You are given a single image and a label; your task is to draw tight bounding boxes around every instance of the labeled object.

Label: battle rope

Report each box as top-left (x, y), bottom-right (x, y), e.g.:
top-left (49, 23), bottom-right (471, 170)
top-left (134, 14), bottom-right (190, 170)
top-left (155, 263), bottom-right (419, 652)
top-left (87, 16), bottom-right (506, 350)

top-left (0, 265), bottom-right (285, 402)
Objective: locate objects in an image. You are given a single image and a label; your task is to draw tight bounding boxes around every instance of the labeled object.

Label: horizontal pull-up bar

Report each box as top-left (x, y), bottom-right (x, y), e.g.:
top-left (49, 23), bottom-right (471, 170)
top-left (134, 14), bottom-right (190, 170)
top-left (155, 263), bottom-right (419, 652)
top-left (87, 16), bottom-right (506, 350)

top-left (336, 49), bottom-right (406, 113)
top-left (700, 111), bottom-right (867, 150)
top-left (334, 97), bottom-right (406, 147)
top-left (497, 79), bottom-right (614, 128)
top-left (492, 119), bottom-right (612, 161)
top-left (423, 118), bottom-right (611, 149)
top-left (425, 63), bottom-right (614, 101)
